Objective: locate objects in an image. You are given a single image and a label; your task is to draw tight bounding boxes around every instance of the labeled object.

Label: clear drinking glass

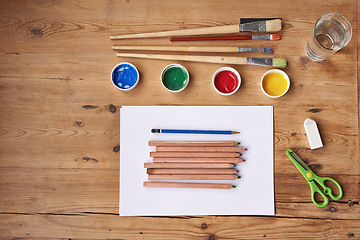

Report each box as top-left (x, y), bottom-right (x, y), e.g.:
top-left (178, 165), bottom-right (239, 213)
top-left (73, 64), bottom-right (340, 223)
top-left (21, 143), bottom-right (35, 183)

top-left (305, 13), bottom-right (352, 61)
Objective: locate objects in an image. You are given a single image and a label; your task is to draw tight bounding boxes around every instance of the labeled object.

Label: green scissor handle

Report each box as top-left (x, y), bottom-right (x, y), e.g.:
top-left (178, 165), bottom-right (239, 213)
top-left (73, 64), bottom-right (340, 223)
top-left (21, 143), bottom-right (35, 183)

top-left (308, 181), bottom-right (329, 207)
top-left (309, 175), bottom-right (343, 207)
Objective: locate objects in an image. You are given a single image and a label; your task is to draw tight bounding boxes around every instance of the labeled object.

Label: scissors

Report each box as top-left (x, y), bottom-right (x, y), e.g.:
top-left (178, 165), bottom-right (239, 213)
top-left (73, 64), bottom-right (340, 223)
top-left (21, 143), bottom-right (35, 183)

top-left (286, 149), bottom-right (343, 207)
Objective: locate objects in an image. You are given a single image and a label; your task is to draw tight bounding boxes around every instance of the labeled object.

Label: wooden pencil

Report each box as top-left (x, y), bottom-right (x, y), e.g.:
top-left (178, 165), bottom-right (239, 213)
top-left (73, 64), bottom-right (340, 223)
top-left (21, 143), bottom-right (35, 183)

top-left (152, 157), bottom-right (245, 163)
top-left (143, 181), bottom-right (236, 189)
top-left (150, 152), bottom-right (241, 158)
top-left (148, 141), bottom-right (240, 147)
top-left (147, 168), bottom-right (238, 175)
top-left (156, 146), bottom-right (247, 152)
top-left (144, 163), bottom-right (235, 169)
top-left (148, 174), bottom-right (240, 180)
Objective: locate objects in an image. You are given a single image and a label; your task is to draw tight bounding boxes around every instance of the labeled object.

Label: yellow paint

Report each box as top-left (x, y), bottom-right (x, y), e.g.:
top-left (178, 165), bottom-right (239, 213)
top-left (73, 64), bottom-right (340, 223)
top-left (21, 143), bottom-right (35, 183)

top-left (262, 72), bottom-right (288, 97)
top-left (307, 172), bottom-right (313, 178)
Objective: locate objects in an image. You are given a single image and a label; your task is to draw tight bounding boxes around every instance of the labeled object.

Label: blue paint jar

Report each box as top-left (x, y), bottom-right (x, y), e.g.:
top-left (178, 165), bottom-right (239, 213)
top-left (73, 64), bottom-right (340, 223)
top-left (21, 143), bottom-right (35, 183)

top-left (111, 62), bottom-right (139, 91)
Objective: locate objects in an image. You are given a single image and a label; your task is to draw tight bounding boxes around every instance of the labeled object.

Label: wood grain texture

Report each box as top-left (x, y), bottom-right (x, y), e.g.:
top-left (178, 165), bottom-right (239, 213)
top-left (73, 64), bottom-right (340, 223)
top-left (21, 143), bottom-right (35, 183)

top-left (0, 0), bottom-right (359, 239)
top-left (0, 215), bottom-right (359, 239)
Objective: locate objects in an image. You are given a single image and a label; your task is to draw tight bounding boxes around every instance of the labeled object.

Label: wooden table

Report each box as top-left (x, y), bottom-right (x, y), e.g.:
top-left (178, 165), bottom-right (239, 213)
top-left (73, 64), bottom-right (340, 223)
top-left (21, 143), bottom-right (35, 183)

top-left (0, 0), bottom-right (359, 239)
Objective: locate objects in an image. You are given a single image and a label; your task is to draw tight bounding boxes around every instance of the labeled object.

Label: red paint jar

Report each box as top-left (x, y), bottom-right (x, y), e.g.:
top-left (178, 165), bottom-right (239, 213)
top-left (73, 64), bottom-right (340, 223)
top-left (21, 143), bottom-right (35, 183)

top-left (212, 67), bottom-right (241, 96)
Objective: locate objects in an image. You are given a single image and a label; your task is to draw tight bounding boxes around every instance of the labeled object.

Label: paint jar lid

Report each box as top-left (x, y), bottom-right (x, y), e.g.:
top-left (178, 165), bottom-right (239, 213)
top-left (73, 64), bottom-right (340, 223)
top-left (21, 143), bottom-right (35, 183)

top-left (111, 62), bottom-right (140, 91)
top-left (212, 67), bottom-right (241, 96)
top-left (161, 64), bottom-right (189, 93)
top-left (261, 69), bottom-right (290, 98)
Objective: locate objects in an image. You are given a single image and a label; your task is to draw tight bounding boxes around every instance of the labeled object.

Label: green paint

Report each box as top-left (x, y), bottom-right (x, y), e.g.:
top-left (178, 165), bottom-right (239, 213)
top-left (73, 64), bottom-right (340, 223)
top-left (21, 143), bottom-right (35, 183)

top-left (162, 66), bottom-right (189, 91)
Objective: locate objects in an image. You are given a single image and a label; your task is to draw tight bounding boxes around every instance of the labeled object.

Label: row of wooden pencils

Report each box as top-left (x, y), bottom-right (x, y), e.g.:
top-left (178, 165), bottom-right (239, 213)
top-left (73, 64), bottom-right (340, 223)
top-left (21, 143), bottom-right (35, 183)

top-left (143, 141), bottom-right (246, 189)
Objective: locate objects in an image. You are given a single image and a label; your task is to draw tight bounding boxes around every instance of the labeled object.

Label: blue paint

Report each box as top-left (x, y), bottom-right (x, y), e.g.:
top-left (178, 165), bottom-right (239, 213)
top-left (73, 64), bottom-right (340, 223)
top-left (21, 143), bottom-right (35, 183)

top-left (112, 63), bottom-right (139, 90)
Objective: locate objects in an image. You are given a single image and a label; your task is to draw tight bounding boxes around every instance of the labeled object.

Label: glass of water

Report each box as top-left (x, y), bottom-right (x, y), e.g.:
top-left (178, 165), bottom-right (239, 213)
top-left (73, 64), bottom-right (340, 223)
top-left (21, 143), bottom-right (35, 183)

top-left (305, 13), bottom-right (352, 61)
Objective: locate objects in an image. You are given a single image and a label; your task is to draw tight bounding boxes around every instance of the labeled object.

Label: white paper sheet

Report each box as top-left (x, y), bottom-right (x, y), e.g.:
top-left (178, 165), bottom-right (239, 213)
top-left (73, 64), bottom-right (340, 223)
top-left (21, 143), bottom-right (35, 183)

top-left (120, 106), bottom-right (274, 216)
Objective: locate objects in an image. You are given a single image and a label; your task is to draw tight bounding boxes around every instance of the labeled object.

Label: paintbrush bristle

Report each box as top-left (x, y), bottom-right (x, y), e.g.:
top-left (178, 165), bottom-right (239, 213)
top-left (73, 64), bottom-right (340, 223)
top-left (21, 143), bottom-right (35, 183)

top-left (270, 34), bottom-right (281, 41)
top-left (266, 19), bottom-right (282, 32)
top-left (272, 58), bottom-right (287, 68)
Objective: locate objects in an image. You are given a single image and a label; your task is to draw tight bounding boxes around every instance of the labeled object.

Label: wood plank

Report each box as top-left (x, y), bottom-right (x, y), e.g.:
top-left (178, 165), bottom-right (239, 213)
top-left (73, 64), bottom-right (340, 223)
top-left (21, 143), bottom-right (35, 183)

top-left (0, 108), bottom-right (358, 180)
top-left (0, 128), bottom-right (358, 173)
top-left (0, 214), bottom-right (359, 239)
top-left (0, 102), bottom-right (358, 173)
top-left (0, 168), bottom-right (358, 218)
top-left (0, 168), bottom-right (119, 214)
top-left (358, 0), bottom-right (360, 157)
top-left (0, 0), bottom-right (356, 62)
top-left (0, 59), bottom-right (357, 106)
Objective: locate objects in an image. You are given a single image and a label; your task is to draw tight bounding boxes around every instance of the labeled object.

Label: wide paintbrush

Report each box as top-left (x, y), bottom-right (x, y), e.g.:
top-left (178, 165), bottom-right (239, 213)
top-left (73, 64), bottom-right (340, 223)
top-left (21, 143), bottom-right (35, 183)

top-left (110, 19), bottom-right (282, 40)
top-left (115, 53), bottom-right (287, 68)
top-left (112, 45), bottom-right (273, 54)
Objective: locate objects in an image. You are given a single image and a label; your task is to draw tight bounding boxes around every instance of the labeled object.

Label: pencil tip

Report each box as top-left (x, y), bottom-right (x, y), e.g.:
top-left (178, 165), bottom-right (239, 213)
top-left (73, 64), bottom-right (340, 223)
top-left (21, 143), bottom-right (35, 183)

top-left (236, 170), bottom-right (239, 173)
top-left (232, 185), bottom-right (236, 188)
top-left (232, 131), bottom-right (240, 134)
top-left (245, 148), bottom-right (248, 151)
top-left (237, 175), bottom-right (241, 179)
top-left (243, 159), bottom-right (246, 162)
top-left (151, 129), bottom-right (160, 133)
top-left (232, 164), bottom-right (237, 167)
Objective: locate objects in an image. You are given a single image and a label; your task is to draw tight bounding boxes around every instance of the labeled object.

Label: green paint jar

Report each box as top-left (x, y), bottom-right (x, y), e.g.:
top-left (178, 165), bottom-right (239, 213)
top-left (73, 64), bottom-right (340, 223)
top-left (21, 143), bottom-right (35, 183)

top-left (161, 64), bottom-right (189, 92)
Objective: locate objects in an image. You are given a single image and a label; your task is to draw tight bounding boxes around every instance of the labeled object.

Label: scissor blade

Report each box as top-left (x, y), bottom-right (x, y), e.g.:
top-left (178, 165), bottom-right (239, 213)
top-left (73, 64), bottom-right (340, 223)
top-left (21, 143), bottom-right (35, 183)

top-left (289, 152), bottom-right (309, 171)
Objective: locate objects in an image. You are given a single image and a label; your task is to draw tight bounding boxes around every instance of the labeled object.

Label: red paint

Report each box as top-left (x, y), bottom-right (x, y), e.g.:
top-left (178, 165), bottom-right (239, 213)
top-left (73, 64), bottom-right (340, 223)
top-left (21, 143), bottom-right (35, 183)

top-left (214, 70), bottom-right (239, 94)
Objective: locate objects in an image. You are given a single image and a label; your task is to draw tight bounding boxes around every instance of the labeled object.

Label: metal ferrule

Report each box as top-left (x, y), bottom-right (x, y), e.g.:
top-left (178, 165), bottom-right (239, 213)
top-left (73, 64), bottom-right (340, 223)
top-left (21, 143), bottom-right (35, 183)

top-left (251, 35), bottom-right (271, 40)
top-left (246, 58), bottom-right (273, 66)
top-left (239, 21), bottom-right (266, 32)
top-left (238, 47), bottom-right (263, 52)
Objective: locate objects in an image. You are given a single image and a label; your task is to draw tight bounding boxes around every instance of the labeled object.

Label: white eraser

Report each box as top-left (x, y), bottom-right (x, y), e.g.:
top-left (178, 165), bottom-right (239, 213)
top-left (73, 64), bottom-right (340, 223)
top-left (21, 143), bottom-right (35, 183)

top-left (304, 118), bottom-right (323, 150)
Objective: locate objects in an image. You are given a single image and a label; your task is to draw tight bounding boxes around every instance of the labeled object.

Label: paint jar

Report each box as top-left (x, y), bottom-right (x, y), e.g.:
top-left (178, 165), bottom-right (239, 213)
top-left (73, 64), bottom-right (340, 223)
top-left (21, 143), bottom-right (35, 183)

top-left (111, 62), bottom-right (140, 91)
top-left (212, 67), bottom-right (241, 96)
top-left (261, 69), bottom-right (290, 98)
top-left (161, 64), bottom-right (189, 93)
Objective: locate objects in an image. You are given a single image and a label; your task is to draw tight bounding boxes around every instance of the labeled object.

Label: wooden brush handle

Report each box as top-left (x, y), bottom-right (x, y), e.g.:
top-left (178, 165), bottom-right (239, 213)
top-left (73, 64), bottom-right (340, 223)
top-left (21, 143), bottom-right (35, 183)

top-left (170, 35), bottom-right (253, 41)
top-left (116, 53), bottom-right (248, 65)
top-left (113, 45), bottom-right (239, 53)
top-left (110, 24), bottom-right (239, 40)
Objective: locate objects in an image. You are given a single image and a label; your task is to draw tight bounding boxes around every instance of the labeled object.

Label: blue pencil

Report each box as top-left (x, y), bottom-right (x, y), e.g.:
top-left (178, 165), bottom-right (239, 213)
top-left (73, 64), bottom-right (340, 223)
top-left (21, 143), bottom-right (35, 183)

top-left (151, 129), bottom-right (239, 135)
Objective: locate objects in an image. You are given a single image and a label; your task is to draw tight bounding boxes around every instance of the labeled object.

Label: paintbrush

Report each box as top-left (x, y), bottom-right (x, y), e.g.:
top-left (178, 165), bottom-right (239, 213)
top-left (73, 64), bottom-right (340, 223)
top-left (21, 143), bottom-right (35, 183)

top-left (110, 19), bottom-right (282, 40)
top-left (170, 34), bottom-right (281, 41)
top-left (115, 53), bottom-right (286, 68)
top-left (112, 46), bottom-right (273, 54)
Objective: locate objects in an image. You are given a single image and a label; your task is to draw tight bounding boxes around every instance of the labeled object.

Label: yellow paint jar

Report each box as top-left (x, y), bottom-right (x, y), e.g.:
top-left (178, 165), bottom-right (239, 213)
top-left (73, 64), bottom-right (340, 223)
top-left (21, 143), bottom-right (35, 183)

top-left (261, 69), bottom-right (290, 98)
